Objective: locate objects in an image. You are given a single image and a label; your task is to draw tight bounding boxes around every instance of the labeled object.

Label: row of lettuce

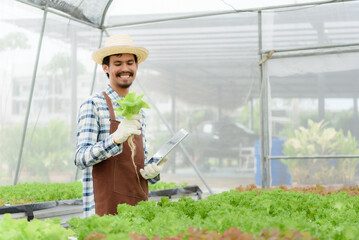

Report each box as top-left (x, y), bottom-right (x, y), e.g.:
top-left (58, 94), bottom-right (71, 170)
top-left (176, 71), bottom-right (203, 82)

top-left (0, 181), bottom-right (187, 206)
top-left (1, 183), bottom-right (359, 239)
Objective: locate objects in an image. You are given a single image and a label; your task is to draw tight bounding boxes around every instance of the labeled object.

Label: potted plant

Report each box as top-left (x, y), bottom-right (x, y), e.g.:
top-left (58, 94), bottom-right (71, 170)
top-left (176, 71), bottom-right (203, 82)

top-left (281, 119), bottom-right (359, 186)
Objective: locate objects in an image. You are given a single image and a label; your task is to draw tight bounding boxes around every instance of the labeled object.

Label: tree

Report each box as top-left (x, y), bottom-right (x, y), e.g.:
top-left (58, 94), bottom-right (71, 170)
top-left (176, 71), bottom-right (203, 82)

top-left (0, 32), bottom-right (30, 51)
top-left (0, 120), bottom-right (73, 183)
top-left (42, 52), bottom-right (85, 78)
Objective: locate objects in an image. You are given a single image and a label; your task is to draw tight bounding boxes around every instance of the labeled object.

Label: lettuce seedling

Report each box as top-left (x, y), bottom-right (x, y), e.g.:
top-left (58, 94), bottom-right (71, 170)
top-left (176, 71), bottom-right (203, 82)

top-left (114, 92), bottom-right (150, 191)
top-left (114, 92), bottom-right (150, 120)
top-left (114, 91), bottom-right (150, 155)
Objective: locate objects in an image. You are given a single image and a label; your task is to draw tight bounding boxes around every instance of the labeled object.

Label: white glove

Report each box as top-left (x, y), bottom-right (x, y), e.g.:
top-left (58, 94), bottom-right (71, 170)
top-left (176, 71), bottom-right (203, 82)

top-left (140, 157), bottom-right (168, 179)
top-left (113, 114), bottom-right (141, 144)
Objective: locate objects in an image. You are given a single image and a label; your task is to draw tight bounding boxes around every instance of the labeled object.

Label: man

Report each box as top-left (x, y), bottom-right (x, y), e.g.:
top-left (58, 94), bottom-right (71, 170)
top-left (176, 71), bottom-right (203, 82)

top-left (74, 34), bottom-right (165, 217)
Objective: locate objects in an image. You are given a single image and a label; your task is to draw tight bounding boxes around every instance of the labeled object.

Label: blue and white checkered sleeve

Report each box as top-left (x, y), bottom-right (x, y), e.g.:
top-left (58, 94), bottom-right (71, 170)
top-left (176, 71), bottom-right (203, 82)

top-left (82, 167), bottom-right (95, 217)
top-left (74, 99), bottom-right (122, 170)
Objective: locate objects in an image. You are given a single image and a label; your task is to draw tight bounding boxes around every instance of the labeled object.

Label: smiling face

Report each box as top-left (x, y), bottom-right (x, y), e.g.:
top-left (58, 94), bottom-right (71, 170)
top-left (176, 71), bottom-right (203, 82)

top-left (102, 53), bottom-right (138, 96)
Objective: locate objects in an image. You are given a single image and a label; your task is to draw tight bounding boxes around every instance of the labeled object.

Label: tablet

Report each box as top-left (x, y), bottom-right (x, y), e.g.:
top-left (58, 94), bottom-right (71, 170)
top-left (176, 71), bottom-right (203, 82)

top-left (148, 129), bottom-right (189, 165)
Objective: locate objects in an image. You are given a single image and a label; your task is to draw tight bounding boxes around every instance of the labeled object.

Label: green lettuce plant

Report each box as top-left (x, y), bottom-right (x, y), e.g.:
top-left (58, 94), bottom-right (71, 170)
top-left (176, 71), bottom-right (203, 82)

top-left (114, 92), bottom-right (150, 120)
top-left (281, 119), bottom-right (359, 185)
top-left (68, 189), bottom-right (359, 240)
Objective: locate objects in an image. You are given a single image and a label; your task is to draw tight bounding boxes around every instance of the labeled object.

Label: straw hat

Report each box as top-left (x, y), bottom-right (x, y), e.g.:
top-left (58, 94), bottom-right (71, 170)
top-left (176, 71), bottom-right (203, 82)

top-left (92, 34), bottom-right (149, 64)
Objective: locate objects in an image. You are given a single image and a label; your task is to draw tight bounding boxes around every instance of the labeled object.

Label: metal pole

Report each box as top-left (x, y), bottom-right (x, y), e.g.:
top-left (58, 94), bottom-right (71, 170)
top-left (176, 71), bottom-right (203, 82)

top-left (74, 1), bottom-right (113, 181)
top-left (74, 0), bottom-right (113, 181)
top-left (269, 48), bottom-right (359, 60)
top-left (354, 97), bottom-right (359, 138)
top-left (258, 11), bottom-right (265, 188)
top-left (136, 79), bottom-right (214, 195)
top-left (71, 27), bottom-right (78, 182)
top-left (105, 0), bottom-right (358, 29)
top-left (170, 76), bottom-right (177, 173)
top-left (89, 30), bottom-right (104, 95)
top-left (263, 62), bottom-right (272, 189)
top-left (14, 0), bottom-right (358, 30)
top-left (249, 97), bottom-right (254, 130)
top-left (99, 0), bottom-right (114, 28)
top-left (262, 43), bottom-right (359, 55)
top-left (13, 1), bottom-right (49, 185)
top-left (269, 155), bottom-right (359, 160)
top-left (258, 11), bottom-right (271, 189)
top-left (74, 30), bottom-right (105, 181)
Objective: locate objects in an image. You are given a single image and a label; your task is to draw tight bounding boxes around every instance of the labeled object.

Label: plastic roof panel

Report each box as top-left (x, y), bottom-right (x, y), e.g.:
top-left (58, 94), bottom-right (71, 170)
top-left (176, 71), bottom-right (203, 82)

top-left (23, 0), bottom-right (110, 25)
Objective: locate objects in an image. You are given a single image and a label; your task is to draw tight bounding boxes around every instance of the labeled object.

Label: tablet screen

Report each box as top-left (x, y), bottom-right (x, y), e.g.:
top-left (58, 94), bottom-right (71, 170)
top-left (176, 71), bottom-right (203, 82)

top-left (148, 129), bottom-right (189, 165)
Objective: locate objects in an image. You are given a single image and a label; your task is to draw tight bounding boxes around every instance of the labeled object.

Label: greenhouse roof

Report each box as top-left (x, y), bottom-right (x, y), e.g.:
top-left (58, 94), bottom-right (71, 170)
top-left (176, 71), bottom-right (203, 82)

top-left (17, 0), bottom-right (111, 26)
top-left (16, 0), bottom-right (358, 28)
top-left (10, 0), bottom-right (359, 109)
top-left (2, 0), bottom-right (359, 190)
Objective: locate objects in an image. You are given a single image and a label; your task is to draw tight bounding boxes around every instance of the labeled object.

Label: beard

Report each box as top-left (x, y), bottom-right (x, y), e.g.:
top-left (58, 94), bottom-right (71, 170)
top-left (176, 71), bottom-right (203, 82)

top-left (117, 82), bottom-right (133, 89)
top-left (115, 71), bottom-right (134, 89)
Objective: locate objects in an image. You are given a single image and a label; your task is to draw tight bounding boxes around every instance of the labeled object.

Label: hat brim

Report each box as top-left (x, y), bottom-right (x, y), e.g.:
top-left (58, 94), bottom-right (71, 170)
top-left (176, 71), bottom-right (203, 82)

top-left (92, 45), bottom-right (149, 64)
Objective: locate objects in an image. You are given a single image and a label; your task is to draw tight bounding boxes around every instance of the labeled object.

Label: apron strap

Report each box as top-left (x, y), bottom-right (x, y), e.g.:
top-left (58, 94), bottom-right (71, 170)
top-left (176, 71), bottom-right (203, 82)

top-left (102, 91), bottom-right (116, 121)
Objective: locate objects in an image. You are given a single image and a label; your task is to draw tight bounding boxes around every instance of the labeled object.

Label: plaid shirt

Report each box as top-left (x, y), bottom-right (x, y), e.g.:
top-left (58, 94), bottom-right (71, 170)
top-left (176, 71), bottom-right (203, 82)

top-left (74, 85), bottom-right (157, 217)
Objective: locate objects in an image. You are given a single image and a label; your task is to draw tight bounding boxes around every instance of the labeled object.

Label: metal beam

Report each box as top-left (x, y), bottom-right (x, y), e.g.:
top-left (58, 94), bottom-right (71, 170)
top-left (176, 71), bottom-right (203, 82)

top-left (99, 0), bottom-right (114, 29)
top-left (270, 155), bottom-right (359, 159)
top-left (136, 79), bottom-right (214, 195)
top-left (74, 30), bottom-right (105, 182)
top-left (13, 0), bottom-right (49, 185)
top-left (70, 27), bottom-right (78, 182)
top-left (90, 30), bottom-right (104, 95)
top-left (262, 43), bottom-right (359, 55)
top-left (105, 0), bottom-right (359, 29)
top-left (14, 0), bottom-right (359, 30)
top-left (265, 48), bottom-right (359, 59)
top-left (258, 11), bottom-right (272, 188)
top-left (74, 0), bottom-right (114, 182)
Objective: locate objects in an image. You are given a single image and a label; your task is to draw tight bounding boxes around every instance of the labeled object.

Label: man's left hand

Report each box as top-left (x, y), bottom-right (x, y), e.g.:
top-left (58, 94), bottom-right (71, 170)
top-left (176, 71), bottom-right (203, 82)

top-left (140, 157), bottom-right (168, 179)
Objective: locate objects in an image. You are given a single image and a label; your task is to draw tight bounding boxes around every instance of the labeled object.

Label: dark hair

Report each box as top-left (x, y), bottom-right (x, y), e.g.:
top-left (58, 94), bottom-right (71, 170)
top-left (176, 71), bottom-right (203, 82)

top-left (102, 54), bottom-right (138, 78)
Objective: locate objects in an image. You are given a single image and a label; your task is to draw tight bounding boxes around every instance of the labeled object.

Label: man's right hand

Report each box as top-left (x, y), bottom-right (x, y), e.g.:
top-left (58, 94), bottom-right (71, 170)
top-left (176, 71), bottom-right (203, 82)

top-left (113, 114), bottom-right (141, 144)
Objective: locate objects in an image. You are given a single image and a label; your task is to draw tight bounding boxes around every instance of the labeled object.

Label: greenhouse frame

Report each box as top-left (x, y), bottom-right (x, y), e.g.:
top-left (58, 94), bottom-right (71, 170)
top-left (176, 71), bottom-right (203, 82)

top-left (1, 0), bottom-right (359, 194)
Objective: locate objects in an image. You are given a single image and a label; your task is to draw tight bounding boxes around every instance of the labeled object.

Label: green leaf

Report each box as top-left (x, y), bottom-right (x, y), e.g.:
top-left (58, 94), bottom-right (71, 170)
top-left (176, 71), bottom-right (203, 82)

top-left (114, 92), bottom-right (150, 120)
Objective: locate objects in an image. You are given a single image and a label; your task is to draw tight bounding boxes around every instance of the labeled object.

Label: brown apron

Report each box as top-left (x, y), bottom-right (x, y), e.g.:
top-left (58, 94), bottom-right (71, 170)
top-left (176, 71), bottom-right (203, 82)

top-left (92, 92), bottom-right (148, 216)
